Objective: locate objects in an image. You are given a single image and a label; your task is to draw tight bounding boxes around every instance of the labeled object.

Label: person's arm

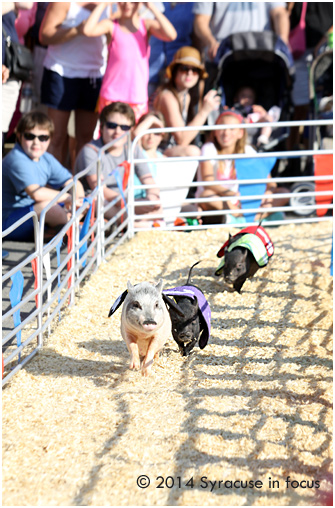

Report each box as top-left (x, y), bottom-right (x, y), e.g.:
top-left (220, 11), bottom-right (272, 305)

top-left (86, 174), bottom-right (118, 203)
top-left (25, 176), bottom-right (84, 205)
top-left (60, 177), bottom-right (85, 209)
top-left (252, 105), bottom-right (272, 123)
top-left (132, 114), bottom-right (165, 147)
top-left (2, 65), bottom-right (10, 84)
top-left (135, 173), bottom-right (161, 213)
top-left (157, 89), bottom-right (220, 146)
top-left (2, 2), bottom-right (15, 14)
top-left (270, 5), bottom-right (290, 45)
top-left (199, 160), bottom-right (238, 197)
top-left (86, 174), bottom-right (119, 205)
top-left (193, 13), bottom-right (219, 60)
top-left (64, 178), bottom-right (85, 198)
top-left (2, 2), bottom-right (33, 14)
top-left (144, 2), bottom-right (177, 42)
top-left (39, 2), bottom-right (85, 46)
top-left (82, 2), bottom-right (114, 37)
top-left (25, 184), bottom-right (72, 203)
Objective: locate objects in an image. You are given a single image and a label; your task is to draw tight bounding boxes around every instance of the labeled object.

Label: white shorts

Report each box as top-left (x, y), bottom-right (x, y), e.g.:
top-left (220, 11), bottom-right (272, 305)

top-left (2, 79), bottom-right (21, 132)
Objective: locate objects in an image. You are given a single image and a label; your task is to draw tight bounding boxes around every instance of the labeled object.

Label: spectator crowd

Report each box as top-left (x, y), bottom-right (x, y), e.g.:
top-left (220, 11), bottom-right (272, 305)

top-left (2, 2), bottom-right (333, 239)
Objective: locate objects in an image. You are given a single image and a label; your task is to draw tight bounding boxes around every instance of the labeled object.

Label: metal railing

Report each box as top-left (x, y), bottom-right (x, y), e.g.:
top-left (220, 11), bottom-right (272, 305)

top-left (2, 119), bottom-right (333, 385)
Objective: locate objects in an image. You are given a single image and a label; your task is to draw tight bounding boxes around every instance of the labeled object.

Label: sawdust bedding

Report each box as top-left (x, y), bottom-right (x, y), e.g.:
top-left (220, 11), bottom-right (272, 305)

top-left (2, 222), bottom-right (333, 507)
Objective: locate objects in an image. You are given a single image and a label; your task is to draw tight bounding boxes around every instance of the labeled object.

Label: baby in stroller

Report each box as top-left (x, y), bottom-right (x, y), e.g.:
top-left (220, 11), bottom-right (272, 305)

top-left (233, 85), bottom-right (281, 149)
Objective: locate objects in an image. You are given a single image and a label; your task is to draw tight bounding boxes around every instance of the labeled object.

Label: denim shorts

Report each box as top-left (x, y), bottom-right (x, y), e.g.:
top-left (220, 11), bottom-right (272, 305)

top-left (2, 205), bottom-right (35, 241)
top-left (41, 68), bottom-right (102, 112)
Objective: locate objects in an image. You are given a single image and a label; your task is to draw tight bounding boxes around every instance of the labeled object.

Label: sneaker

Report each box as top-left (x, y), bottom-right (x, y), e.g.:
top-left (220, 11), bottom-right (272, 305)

top-left (152, 220), bottom-right (165, 228)
top-left (174, 217), bottom-right (186, 227)
top-left (262, 212), bottom-right (285, 223)
top-left (225, 214), bottom-right (247, 225)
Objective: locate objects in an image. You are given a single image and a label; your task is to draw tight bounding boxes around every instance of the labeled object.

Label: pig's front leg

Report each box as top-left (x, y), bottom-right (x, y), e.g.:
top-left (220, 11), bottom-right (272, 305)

top-left (142, 339), bottom-right (160, 377)
top-left (124, 336), bottom-right (141, 370)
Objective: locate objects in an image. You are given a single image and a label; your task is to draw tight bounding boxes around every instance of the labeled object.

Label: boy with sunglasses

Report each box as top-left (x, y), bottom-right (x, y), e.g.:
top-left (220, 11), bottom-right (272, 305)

top-left (2, 111), bottom-right (84, 241)
top-left (75, 102), bottom-right (163, 226)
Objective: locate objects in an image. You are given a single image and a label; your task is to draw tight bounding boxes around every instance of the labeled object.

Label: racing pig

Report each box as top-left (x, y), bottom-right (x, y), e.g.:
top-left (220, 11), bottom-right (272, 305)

top-left (215, 224), bottom-right (274, 293)
top-left (108, 279), bottom-right (183, 376)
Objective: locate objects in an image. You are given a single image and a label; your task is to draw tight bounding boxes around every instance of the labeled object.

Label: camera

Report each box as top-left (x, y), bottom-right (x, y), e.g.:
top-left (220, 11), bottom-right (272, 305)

top-left (233, 102), bottom-right (253, 117)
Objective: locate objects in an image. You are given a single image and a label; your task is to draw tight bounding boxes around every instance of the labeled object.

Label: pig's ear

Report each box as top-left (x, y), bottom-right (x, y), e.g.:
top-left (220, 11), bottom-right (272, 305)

top-left (127, 280), bottom-right (134, 292)
top-left (155, 278), bottom-right (164, 293)
top-left (191, 295), bottom-right (199, 308)
top-left (162, 294), bottom-right (185, 317)
top-left (108, 290), bottom-right (128, 317)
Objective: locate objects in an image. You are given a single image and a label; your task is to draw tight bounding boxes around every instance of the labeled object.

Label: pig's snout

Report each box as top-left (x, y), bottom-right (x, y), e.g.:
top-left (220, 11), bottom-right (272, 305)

top-left (224, 271), bottom-right (235, 283)
top-left (179, 331), bottom-right (193, 342)
top-left (142, 318), bottom-right (158, 331)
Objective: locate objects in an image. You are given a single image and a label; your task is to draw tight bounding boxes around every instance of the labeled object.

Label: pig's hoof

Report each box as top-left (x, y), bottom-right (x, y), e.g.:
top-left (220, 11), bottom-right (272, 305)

top-left (141, 367), bottom-right (151, 377)
top-left (129, 360), bottom-right (140, 370)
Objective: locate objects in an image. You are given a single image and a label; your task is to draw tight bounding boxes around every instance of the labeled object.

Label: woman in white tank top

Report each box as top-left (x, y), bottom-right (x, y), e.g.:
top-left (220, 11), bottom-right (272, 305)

top-left (39, 2), bottom-right (109, 166)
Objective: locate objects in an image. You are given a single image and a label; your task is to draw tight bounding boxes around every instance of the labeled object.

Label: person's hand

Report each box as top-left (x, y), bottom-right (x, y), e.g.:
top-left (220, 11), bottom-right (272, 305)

top-left (75, 196), bottom-right (84, 209)
top-left (208, 39), bottom-right (220, 61)
top-left (76, 19), bottom-right (87, 35)
top-left (149, 117), bottom-right (165, 130)
top-left (142, 2), bottom-right (155, 10)
top-left (141, 114), bottom-right (165, 130)
top-left (2, 65), bottom-right (9, 84)
top-left (202, 89), bottom-right (221, 115)
top-left (252, 104), bottom-right (268, 119)
top-left (222, 189), bottom-right (239, 197)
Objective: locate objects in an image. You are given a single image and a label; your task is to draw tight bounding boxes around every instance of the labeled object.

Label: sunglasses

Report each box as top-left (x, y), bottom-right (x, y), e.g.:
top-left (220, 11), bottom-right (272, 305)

top-left (179, 65), bottom-right (201, 75)
top-left (23, 132), bottom-right (50, 142)
top-left (105, 121), bottom-right (131, 131)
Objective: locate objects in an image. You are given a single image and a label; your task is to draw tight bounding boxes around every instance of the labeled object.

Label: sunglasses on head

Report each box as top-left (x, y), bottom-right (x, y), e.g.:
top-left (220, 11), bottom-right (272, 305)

top-left (23, 132), bottom-right (50, 142)
top-left (179, 65), bottom-right (201, 75)
top-left (105, 121), bottom-right (131, 131)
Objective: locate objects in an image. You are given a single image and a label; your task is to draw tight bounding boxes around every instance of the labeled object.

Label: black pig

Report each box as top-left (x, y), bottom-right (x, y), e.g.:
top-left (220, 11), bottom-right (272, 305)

top-left (215, 225), bottom-right (274, 293)
top-left (162, 261), bottom-right (211, 356)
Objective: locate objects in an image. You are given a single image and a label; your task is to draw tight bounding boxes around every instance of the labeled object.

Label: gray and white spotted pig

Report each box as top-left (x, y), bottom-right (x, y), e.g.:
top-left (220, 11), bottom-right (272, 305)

top-left (108, 279), bottom-right (183, 376)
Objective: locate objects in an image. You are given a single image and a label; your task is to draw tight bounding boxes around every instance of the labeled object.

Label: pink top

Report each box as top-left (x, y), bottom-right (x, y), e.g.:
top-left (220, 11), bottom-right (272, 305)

top-left (15, 4), bottom-right (37, 44)
top-left (100, 18), bottom-right (150, 104)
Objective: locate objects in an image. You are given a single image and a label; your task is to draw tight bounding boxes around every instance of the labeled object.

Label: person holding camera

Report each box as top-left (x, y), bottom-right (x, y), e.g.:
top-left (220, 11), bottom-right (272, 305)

top-left (153, 46), bottom-right (221, 158)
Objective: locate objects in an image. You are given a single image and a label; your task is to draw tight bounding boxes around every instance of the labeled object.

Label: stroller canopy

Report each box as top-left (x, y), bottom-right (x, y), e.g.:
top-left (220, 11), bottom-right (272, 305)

top-left (214, 31), bottom-right (295, 111)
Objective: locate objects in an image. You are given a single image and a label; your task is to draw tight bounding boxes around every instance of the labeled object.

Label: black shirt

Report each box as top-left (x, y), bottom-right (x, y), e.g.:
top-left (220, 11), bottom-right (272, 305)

top-left (290, 2), bottom-right (333, 49)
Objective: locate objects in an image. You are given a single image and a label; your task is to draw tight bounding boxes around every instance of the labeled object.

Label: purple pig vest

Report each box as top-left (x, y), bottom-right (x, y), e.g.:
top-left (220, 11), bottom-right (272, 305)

top-left (163, 286), bottom-right (211, 345)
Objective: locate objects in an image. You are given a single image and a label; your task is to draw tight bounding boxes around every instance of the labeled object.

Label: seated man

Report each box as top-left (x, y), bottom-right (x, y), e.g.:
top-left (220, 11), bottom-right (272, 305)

top-left (2, 111), bottom-right (84, 241)
top-left (74, 102), bottom-right (163, 227)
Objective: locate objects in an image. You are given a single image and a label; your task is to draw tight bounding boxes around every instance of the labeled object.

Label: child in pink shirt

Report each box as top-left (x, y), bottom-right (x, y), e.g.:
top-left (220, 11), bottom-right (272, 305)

top-left (83, 2), bottom-right (176, 121)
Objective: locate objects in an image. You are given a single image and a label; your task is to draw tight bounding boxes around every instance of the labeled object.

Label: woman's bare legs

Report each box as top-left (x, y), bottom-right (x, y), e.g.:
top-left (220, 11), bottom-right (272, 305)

top-left (47, 108), bottom-right (71, 165)
top-left (75, 109), bottom-right (99, 158)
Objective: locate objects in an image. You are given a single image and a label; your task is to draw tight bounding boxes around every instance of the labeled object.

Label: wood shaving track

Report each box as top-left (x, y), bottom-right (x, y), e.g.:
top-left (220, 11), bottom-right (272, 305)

top-left (2, 223), bottom-right (333, 506)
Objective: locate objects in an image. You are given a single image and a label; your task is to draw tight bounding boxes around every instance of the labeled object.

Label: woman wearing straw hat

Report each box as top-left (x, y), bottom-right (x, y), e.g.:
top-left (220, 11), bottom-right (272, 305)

top-left (154, 46), bottom-right (221, 158)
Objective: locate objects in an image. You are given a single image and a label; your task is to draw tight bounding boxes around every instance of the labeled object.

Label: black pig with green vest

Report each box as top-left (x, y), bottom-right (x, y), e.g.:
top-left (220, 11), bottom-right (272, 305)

top-left (215, 225), bottom-right (274, 293)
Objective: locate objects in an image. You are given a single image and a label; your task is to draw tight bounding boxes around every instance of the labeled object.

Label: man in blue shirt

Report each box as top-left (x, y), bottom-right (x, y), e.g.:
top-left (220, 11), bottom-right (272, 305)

top-left (2, 111), bottom-right (84, 241)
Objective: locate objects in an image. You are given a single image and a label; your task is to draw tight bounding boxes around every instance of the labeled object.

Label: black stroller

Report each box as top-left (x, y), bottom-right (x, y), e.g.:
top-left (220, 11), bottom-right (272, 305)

top-left (212, 31), bottom-right (295, 152)
top-left (284, 43), bottom-right (333, 217)
top-left (308, 43), bottom-right (333, 150)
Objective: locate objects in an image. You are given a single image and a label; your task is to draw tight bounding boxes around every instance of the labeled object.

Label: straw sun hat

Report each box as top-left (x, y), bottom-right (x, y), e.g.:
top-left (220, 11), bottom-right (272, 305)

top-left (165, 46), bottom-right (208, 80)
